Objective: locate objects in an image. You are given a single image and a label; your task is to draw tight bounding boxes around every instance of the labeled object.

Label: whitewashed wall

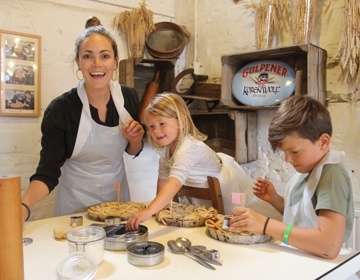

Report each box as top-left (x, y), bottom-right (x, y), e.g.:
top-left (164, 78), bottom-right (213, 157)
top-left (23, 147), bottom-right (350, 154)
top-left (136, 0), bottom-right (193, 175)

top-left (0, 0), bottom-right (175, 219)
top-left (180, 0), bottom-right (360, 204)
top-left (0, 0), bottom-right (359, 220)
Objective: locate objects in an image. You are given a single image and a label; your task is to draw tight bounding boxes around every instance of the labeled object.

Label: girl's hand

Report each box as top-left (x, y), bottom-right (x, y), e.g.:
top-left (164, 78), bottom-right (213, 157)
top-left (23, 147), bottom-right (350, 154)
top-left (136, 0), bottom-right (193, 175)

top-left (126, 209), bottom-right (152, 231)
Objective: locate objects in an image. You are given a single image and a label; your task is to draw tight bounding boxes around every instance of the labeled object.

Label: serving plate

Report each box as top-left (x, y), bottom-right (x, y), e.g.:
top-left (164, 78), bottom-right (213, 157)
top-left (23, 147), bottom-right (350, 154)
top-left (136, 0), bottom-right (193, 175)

top-left (232, 59), bottom-right (296, 106)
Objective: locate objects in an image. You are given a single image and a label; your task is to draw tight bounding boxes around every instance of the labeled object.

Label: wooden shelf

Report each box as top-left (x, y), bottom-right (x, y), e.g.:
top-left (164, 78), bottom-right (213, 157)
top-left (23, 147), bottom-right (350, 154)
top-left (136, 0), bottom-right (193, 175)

top-left (221, 44), bottom-right (327, 109)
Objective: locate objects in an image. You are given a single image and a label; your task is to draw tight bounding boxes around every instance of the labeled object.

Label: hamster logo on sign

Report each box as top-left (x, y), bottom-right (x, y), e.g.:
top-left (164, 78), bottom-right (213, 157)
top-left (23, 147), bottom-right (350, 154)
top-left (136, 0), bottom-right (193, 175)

top-left (232, 59), bottom-right (296, 106)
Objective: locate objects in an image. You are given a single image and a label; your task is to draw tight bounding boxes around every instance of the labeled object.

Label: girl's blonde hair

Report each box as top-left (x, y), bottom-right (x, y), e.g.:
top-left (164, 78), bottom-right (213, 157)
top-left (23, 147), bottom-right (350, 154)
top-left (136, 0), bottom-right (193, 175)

top-left (144, 92), bottom-right (207, 150)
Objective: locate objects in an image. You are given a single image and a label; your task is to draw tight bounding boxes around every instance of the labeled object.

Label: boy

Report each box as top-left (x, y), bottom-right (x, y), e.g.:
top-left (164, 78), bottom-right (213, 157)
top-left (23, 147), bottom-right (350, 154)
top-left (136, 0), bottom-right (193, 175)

top-left (229, 95), bottom-right (354, 259)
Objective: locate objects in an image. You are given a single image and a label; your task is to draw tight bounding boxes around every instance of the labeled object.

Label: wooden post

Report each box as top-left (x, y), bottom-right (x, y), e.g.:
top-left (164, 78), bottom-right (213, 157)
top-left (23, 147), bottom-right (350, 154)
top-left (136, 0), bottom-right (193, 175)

top-left (0, 175), bottom-right (24, 280)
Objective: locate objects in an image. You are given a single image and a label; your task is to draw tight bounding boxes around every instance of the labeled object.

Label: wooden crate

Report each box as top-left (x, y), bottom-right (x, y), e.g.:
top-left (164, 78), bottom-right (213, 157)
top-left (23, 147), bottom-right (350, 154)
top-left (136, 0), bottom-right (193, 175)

top-left (119, 58), bottom-right (176, 103)
top-left (221, 44), bottom-right (327, 109)
top-left (192, 111), bottom-right (257, 164)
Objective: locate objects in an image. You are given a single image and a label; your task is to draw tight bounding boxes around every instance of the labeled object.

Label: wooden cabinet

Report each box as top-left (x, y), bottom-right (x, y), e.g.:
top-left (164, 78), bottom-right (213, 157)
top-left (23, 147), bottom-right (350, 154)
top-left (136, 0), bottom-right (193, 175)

top-left (221, 44), bottom-right (327, 109)
top-left (191, 110), bottom-right (257, 164)
top-left (119, 58), bottom-right (176, 103)
top-left (119, 44), bottom-right (327, 164)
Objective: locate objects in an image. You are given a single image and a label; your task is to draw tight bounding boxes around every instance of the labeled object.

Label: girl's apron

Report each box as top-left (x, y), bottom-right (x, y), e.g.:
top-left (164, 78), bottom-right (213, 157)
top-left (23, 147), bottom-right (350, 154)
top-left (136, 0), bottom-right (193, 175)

top-left (54, 80), bottom-right (131, 216)
top-left (283, 149), bottom-right (345, 227)
top-left (216, 152), bottom-right (255, 214)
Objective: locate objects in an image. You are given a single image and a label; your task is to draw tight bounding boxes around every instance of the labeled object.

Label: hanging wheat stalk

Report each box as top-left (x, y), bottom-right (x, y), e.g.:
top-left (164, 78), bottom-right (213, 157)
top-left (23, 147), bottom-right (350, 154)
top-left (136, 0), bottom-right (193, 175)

top-left (291, 0), bottom-right (317, 44)
top-left (328, 0), bottom-right (360, 84)
top-left (245, 0), bottom-right (285, 49)
top-left (113, 0), bottom-right (155, 58)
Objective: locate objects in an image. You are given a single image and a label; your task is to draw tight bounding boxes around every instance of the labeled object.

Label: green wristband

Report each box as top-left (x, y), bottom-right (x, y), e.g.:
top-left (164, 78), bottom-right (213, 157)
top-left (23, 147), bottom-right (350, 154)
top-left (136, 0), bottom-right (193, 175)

top-left (283, 224), bottom-right (294, 245)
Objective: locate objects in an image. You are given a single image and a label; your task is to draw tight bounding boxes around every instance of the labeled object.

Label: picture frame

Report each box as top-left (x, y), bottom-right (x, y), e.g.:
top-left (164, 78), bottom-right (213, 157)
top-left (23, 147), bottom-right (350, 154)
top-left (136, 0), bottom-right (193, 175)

top-left (0, 29), bottom-right (41, 117)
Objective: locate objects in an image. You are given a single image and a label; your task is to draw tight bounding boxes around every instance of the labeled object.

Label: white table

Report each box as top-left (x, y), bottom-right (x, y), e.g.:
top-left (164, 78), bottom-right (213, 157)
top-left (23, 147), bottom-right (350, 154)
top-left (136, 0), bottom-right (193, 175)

top-left (23, 213), bottom-right (360, 280)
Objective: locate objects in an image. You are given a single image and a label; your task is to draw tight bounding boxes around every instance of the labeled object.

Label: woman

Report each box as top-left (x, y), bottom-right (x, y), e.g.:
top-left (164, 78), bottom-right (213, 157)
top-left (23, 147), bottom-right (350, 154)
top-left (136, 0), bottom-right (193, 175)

top-left (21, 25), bottom-right (144, 223)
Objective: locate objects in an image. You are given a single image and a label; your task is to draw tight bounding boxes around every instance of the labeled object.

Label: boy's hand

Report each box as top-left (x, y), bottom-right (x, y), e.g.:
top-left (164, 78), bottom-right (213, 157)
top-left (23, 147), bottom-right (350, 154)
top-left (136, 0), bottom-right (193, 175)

top-left (252, 177), bottom-right (277, 203)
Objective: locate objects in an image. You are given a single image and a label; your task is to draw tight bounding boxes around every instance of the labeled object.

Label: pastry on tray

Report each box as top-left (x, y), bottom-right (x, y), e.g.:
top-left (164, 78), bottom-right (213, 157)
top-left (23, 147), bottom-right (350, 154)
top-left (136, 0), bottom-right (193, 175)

top-left (205, 214), bottom-right (272, 245)
top-left (156, 203), bottom-right (217, 227)
top-left (87, 201), bottom-right (146, 222)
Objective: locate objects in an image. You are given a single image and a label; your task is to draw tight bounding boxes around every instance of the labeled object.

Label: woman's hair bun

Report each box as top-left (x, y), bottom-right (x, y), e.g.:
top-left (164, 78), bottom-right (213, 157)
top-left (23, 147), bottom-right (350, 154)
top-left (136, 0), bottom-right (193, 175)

top-left (85, 16), bottom-right (102, 29)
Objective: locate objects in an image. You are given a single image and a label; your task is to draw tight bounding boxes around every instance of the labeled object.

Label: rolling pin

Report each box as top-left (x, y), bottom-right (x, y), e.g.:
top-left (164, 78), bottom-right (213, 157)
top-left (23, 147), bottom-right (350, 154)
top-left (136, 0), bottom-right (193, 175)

top-left (139, 69), bottom-right (161, 124)
top-left (0, 174), bottom-right (24, 279)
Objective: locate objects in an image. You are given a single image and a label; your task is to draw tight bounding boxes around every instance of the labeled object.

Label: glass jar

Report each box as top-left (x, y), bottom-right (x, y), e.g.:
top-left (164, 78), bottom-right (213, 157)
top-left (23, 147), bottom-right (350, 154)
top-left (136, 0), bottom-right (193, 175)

top-left (67, 226), bottom-right (105, 264)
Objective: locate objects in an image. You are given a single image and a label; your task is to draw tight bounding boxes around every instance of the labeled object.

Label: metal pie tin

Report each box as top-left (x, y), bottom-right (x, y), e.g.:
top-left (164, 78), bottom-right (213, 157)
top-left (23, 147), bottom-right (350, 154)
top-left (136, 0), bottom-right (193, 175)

top-left (104, 224), bottom-right (148, 251)
top-left (127, 241), bottom-right (165, 267)
top-left (70, 216), bottom-right (83, 226)
top-left (105, 216), bottom-right (122, 225)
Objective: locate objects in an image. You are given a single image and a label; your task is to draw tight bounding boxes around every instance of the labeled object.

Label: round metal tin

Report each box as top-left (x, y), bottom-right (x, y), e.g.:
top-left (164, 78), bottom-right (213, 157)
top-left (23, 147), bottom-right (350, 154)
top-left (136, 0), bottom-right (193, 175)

top-left (104, 224), bottom-right (149, 251)
top-left (232, 59), bottom-right (296, 106)
top-left (127, 241), bottom-right (165, 267)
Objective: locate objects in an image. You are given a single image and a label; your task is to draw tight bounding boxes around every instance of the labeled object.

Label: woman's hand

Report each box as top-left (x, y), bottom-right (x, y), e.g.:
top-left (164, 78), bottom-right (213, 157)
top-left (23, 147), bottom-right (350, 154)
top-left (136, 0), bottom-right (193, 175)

top-left (122, 118), bottom-right (144, 156)
top-left (122, 118), bottom-right (144, 144)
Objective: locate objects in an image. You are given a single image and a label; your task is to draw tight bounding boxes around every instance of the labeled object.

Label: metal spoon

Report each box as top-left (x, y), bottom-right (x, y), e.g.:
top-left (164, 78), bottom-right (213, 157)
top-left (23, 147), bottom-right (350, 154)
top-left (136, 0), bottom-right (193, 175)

top-left (176, 237), bottom-right (222, 266)
top-left (167, 240), bottom-right (216, 270)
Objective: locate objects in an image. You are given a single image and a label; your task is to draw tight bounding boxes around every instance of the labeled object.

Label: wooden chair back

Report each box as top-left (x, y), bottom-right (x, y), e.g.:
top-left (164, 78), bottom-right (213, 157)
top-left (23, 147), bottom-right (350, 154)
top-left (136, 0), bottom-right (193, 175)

top-left (174, 176), bottom-right (225, 214)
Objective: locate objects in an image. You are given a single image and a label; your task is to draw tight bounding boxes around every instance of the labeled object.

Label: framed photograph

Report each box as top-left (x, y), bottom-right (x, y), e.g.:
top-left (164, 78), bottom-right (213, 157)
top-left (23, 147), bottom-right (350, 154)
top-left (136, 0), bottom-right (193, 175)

top-left (0, 29), bottom-right (41, 116)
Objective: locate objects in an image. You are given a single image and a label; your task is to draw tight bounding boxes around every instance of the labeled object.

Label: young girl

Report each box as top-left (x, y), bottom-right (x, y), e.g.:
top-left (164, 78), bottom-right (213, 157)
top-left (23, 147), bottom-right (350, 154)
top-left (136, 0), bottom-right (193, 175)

top-left (126, 92), bottom-right (254, 231)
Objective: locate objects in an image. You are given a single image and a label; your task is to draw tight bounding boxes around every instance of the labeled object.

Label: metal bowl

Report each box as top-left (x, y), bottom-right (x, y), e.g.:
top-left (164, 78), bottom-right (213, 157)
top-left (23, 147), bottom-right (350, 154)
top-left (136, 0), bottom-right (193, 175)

top-left (127, 241), bottom-right (165, 267)
top-left (104, 224), bottom-right (148, 251)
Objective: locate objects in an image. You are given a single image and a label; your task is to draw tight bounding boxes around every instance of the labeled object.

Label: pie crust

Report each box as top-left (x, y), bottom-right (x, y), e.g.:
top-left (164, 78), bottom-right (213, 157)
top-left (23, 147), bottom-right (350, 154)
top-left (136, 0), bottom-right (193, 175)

top-left (87, 201), bottom-right (146, 221)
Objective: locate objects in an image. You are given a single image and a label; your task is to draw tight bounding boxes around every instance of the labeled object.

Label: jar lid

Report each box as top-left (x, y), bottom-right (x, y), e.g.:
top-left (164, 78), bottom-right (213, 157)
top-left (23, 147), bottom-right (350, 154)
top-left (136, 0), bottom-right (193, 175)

top-left (55, 252), bottom-right (97, 280)
top-left (67, 226), bottom-right (105, 243)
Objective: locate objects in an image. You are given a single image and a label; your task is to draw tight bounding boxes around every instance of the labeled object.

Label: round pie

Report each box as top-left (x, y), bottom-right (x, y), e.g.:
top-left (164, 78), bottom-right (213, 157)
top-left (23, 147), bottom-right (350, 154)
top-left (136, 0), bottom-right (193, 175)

top-left (156, 204), bottom-right (218, 227)
top-left (205, 214), bottom-right (272, 244)
top-left (87, 201), bottom-right (146, 222)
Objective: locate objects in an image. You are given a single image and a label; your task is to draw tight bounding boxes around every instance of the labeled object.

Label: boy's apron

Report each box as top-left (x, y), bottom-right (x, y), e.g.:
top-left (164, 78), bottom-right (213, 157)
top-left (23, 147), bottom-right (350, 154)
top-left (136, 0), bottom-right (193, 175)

top-left (283, 150), bottom-right (345, 227)
top-left (54, 80), bottom-right (131, 216)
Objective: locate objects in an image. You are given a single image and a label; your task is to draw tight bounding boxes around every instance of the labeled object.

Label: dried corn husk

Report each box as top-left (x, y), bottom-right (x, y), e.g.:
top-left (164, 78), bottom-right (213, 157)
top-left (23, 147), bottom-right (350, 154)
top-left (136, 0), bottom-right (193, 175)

top-left (328, 0), bottom-right (360, 85)
top-left (113, 0), bottom-right (155, 58)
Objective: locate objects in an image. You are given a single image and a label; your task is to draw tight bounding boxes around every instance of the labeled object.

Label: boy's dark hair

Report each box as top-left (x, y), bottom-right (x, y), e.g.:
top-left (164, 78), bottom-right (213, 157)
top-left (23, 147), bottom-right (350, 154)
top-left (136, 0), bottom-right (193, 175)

top-left (268, 95), bottom-right (332, 152)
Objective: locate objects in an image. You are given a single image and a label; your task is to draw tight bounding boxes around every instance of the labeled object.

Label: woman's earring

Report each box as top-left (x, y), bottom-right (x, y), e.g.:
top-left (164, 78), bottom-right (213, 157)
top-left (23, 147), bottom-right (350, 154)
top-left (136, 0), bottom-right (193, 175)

top-left (76, 69), bottom-right (83, 80)
top-left (112, 69), bottom-right (119, 81)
